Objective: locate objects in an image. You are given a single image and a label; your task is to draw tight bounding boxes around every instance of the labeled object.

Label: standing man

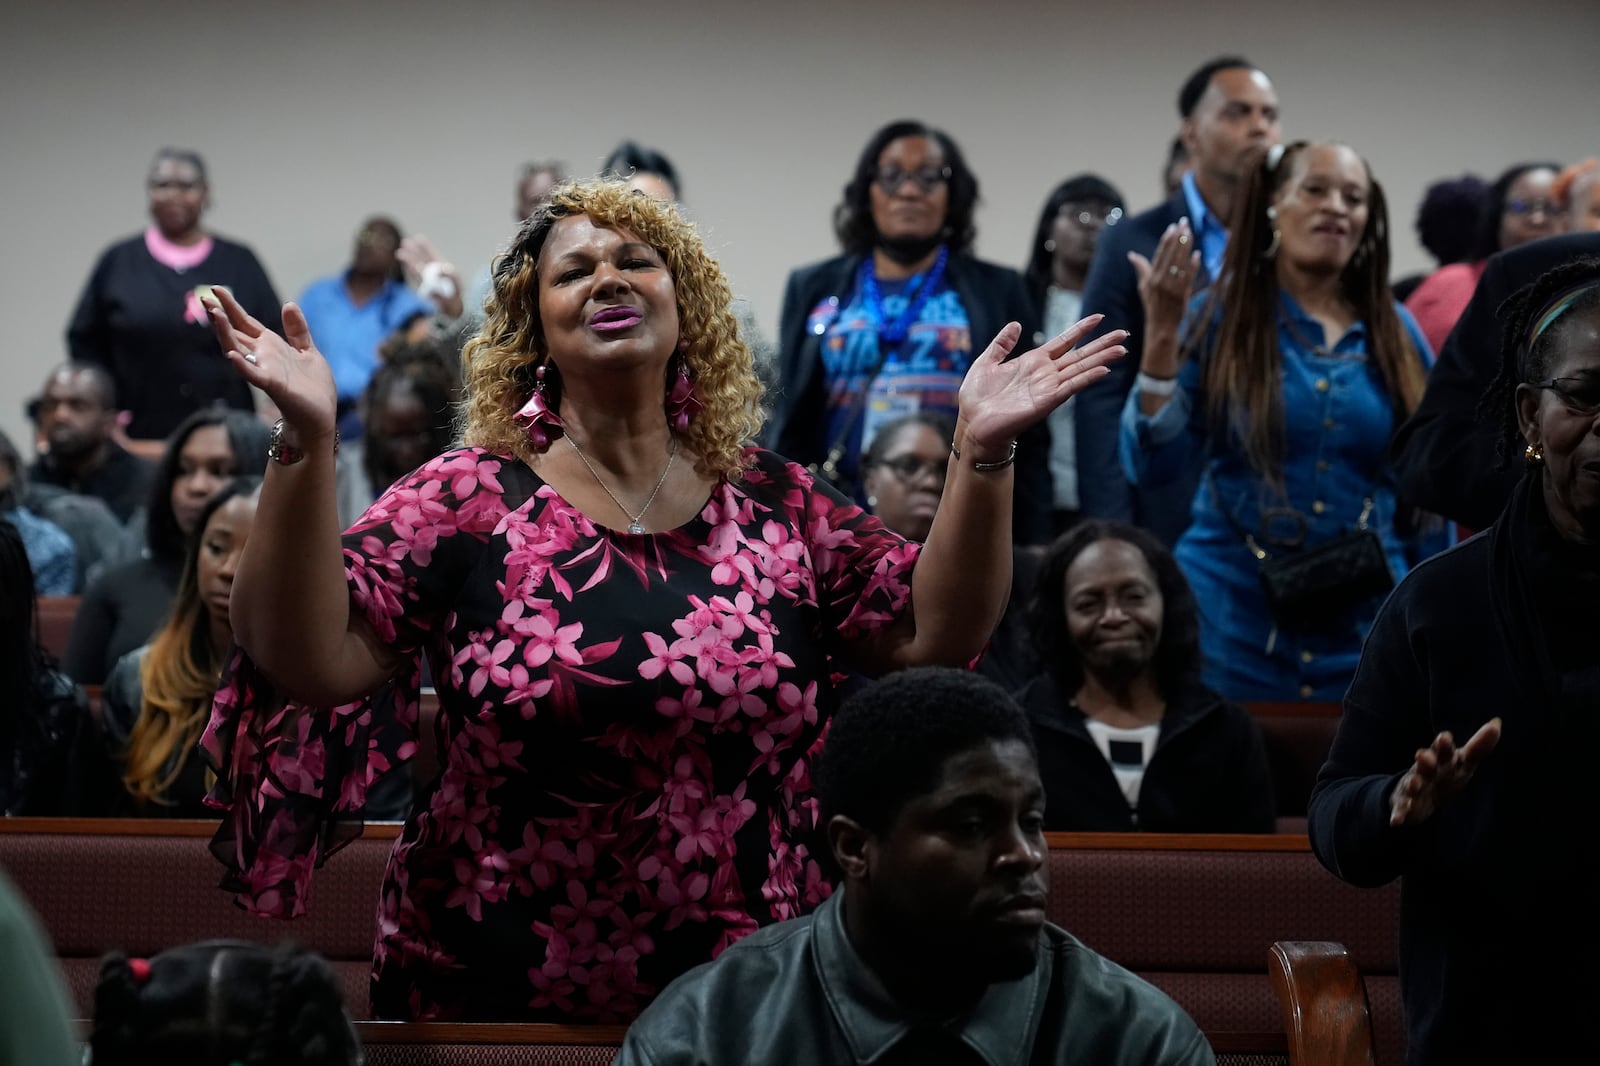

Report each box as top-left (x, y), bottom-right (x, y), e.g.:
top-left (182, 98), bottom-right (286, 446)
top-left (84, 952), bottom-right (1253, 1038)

top-left (27, 362), bottom-right (153, 524)
top-left (1074, 57), bottom-right (1280, 543)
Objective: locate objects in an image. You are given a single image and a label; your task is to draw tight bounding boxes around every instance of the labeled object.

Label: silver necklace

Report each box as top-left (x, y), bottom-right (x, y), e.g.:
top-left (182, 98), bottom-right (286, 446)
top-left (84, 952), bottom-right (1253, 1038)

top-left (566, 433), bottom-right (677, 534)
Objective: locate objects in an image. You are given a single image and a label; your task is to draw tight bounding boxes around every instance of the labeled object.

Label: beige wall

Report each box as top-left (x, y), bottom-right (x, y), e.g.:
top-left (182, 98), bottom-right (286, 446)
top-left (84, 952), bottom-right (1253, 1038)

top-left (2, 0), bottom-right (1596, 449)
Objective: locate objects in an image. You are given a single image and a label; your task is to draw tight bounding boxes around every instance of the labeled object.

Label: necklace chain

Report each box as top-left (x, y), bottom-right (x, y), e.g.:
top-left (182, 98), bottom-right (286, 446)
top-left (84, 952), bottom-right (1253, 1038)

top-left (566, 433), bottom-right (677, 534)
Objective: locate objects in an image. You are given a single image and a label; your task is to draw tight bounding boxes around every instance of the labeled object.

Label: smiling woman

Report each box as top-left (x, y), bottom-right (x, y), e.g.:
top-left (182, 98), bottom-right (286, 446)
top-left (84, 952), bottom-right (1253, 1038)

top-left (194, 179), bottom-right (1125, 1022)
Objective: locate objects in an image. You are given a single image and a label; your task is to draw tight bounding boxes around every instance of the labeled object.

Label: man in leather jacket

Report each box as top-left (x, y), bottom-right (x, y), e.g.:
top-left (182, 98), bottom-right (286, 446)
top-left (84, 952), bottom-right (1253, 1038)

top-left (615, 668), bottom-right (1214, 1066)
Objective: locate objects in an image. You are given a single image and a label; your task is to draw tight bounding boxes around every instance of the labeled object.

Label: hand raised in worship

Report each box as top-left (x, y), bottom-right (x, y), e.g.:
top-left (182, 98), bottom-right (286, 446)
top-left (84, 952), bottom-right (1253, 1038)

top-left (1388, 718), bottom-right (1502, 827)
top-left (397, 234), bottom-right (465, 319)
top-left (955, 315), bottom-right (1127, 460)
top-left (205, 287), bottom-right (339, 444)
top-left (1129, 218), bottom-right (1202, 373)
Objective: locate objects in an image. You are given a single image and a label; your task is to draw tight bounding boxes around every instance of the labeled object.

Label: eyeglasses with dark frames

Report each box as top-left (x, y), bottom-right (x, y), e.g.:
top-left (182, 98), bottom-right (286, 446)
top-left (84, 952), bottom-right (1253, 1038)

top-left (1532, 376), bottom-right (1600, 416)
top-left (1061, 203), bottom-right (1123, 228)
top-left (1505, 198), bottom-right (1560, 219)
top-left (877, 456), bottom-right (948, 485)
top-left (874, 165), bottom-right (953, 194)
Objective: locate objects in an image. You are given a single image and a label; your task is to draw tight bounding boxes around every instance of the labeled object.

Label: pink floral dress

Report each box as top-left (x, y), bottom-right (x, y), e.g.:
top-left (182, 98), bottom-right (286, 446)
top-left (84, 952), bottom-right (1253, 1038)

top-left (201, 447), bottom-right (918, 1021)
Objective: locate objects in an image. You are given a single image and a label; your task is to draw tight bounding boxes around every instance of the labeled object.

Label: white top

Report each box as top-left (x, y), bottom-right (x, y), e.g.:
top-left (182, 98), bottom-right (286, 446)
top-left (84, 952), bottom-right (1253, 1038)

top-left (1084, 719), bottom-right (1160, 814)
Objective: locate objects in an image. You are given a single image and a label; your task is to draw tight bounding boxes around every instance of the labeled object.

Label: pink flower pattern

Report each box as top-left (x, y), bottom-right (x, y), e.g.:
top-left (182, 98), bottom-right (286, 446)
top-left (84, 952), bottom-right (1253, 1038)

top-left (200, 448), bottom-right (916, 1022)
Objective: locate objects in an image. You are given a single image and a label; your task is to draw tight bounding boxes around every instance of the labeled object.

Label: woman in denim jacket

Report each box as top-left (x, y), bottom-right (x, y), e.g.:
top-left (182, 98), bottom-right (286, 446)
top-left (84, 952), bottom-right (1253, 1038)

top-left (1119, 141), bottom-right (1443, 701)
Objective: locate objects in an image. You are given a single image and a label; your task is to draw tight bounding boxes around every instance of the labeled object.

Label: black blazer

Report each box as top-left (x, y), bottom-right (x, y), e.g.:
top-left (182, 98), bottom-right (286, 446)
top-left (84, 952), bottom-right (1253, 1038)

top-left (1072, 190), bottom-right (1203, 545)
top-left (767, 251), bottom-right (1052, 544)
top-left (1390, 230), bottom-right (1600, 531)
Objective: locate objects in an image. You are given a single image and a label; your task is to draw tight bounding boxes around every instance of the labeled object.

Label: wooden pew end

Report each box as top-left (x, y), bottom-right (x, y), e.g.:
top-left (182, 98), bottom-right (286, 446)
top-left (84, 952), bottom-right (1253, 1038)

top-left (1269, 940), bottom-right (1377, 1066)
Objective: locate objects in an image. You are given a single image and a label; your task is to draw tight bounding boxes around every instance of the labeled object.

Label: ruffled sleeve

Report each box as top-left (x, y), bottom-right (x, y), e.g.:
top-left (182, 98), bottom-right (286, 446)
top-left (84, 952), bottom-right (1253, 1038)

top-left (201, 449), bottom-right (507, 917)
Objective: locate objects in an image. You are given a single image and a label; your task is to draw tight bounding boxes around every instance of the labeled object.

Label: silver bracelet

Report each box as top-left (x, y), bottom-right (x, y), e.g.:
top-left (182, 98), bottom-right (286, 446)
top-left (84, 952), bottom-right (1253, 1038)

top-left (1136, 371), bottom-right (1180, 397)
top-left (950, 437), bottom-right (1018, 472)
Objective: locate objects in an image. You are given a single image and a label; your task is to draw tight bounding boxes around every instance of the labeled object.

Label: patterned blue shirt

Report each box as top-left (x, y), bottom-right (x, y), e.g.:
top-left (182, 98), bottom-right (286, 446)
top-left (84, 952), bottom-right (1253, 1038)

top-left (2, 507), bottom-right (76, 596)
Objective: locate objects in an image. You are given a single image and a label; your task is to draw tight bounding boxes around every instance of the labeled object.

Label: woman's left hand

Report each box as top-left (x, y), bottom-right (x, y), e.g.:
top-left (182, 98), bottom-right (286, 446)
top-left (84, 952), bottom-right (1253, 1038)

top-left (957, 314), bottom-right (1128, 457)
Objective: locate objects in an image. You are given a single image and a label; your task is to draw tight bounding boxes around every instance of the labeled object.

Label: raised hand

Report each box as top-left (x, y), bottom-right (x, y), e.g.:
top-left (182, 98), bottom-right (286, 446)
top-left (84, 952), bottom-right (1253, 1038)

top-left (204, 287), bottom-right (338, 443)
top-left (1128, 218), bottom-right (1201, 376)
top-left (397, 235), bottom-right (464, 318)
top-left (956, 314), bottom-right (1128, 458)
top-left (1388, 718), bottom-right (1502, 827)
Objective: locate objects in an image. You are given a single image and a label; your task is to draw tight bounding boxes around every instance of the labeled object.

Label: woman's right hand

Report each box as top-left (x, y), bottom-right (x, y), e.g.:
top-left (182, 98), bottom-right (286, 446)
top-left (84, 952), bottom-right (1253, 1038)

top-left (1388, 717), bottom-right (1502, 827)
top-left (1128, 218), bottom-right (1201, 377)
top-left (205, 287), bottom-right (338, 443)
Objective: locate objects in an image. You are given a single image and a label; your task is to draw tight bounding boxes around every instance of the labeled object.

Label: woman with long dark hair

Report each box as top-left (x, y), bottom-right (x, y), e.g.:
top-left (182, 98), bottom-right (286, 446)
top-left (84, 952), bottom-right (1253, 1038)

top-left (1121, 140), bottom-right (1436, 701)
top-left (63, 407), bottom-right (268, 685)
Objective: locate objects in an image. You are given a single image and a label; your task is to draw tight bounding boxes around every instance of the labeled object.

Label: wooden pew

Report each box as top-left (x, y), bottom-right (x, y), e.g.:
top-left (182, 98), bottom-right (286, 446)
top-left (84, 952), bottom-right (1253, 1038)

top-left (5, 822), bottom-right (1392, 1064)
top-left (37, 594), bottom-right (80, 662)
top-left (1245, 702), bottom-right (1343, 831)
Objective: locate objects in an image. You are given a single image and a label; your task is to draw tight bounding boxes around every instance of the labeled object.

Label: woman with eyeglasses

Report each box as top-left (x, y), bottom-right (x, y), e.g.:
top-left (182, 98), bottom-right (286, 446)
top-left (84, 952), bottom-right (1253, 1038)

top-left (67, 149), bottom-right (281, 456)
top-left (1310, 257), bottom-right (1600, 1065)
top-left (860, 412), bottom-right (954, 543)
top-left (1405, 161), bottom-right (1564, 354)
top-left (769, 119), bottom-right (1056, 544)
top-left (1024, 175), bottom-right (1127, 534)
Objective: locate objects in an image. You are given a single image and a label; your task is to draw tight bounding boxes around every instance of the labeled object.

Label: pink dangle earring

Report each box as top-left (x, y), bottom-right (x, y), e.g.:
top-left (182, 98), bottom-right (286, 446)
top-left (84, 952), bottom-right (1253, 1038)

top-left (665, 348), bottom-right (704, 432)
top-left (513, 362), bottom-right (565, 451)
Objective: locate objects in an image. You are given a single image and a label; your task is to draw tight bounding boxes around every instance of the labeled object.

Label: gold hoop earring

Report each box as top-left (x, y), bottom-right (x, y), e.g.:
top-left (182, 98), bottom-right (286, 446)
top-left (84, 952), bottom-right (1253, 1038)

top-left (1525, 443), bottom-right (1544, 466)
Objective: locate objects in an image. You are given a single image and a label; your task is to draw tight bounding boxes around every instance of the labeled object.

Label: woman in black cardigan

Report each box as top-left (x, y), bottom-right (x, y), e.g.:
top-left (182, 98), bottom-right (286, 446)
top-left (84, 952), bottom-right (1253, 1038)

top-left (768, 119), bottom-right (1053, 543)
top-left (1019, 519), bottom-right (1274, 832)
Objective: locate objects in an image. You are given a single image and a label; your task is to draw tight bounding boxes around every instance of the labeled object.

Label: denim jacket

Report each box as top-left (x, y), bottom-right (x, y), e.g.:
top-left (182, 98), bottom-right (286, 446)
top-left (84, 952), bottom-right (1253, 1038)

top-left (615, 893), bottom-right (1213, 1065)
top-left (1119, 295), bottom-right (1442, 700)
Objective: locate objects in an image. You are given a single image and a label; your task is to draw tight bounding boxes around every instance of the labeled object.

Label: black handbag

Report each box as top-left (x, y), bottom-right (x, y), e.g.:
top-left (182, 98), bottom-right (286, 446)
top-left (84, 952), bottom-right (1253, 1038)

top-left (1213, 476), bottom-right (1396, 631)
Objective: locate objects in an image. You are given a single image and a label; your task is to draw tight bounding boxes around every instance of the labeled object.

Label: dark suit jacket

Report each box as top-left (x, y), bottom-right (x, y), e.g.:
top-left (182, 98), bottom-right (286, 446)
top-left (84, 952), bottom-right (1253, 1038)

top-left (1073, 190), bottom-right (1202, 545)
top-left (1390, 231), bottom-right (1600, 531)
top-left (767, 251), bottom-right (1052, 544)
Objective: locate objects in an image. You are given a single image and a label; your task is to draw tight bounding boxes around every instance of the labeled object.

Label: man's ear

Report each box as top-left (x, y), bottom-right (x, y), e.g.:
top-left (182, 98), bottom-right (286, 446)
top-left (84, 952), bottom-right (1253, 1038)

top-left (1515, 383), bottom-right (1542, 454)
top-left (828, 814), bottom-right (874, 882)
top-left (1179, 118), bottom-right (1200, 160)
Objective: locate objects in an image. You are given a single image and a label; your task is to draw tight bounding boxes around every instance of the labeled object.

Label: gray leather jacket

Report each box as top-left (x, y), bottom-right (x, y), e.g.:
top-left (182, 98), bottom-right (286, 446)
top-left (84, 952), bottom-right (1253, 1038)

top-left (616, 893), bottom-right (1215, 1065)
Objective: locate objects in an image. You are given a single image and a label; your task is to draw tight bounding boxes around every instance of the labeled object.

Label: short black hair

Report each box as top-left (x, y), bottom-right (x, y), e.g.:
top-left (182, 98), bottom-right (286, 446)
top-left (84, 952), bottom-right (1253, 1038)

top-left (815, 667), bottom-right (1035, 835)
top-left (1472, 161), bottom-right (1563, 260)
top-left (1177, 56), bottom-right (1256, 119)
top-left (1477, 255), bottom-right (1600, 467)
top-left (89, 939), bottom-right (360, 1066)
top-left (145, 407), bottom-right (270, 563)
top-left (41, 360), bottom-right (119, 410)
top-left (601, 141), bottom-right (681, 199)
top-left (833, 119), bottom-right (980, 257)
top-left (1415, 174), bottom-right (1490, 265)
top-left (861, 410), bottom-right (955, 470)
top-left (1025, 520), bottom-right (1203, 702)
top-left (150, 147), bottom-right (207, 185)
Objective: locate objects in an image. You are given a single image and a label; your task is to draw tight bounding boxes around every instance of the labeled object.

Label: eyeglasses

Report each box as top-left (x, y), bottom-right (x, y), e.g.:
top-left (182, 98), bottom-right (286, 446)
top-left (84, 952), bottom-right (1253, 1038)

top-left (1061, 204), bottom-right (1123, 228)
top-left (1532, 376), bottom-right (1600, 416)
top-left (874, 165), bottom-right (953, 194)
top-left (877, 456), bottom-right (947, 485)
top-left (149, 179), bottom-right (202, 193)
top-left (1505, 198), bottom-right (1560, 220)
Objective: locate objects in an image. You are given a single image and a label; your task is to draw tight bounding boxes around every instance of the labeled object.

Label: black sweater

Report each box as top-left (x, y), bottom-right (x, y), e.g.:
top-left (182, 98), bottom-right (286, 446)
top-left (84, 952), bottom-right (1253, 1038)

top-left (1022, 675), bottom-right (1275, 833)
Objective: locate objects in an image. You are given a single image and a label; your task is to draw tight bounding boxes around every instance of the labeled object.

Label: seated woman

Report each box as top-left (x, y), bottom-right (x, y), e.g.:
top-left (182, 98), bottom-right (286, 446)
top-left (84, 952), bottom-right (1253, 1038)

top-left (1309, 257), bottom-right (1600, 1064)
top-left (1021, 520), bottom-right (1274, 832)
top-left (88, 940), bottom-right (362, 1066)
top-left (859, 411), bottom-right (953, 543)
top-left (1122, 140), bottom-right (1440, 701)
top-left (0, 520), bottom-right (107, 816)
top-left (103, 478), bottom-right (260, 816)
top-left (63, 408), bottom-right (268, 685)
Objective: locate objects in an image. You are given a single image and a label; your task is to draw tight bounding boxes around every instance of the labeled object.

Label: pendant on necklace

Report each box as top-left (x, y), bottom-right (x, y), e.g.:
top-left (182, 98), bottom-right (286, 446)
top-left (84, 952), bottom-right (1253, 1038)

top-left (627, 521), bottom-right (646, 535)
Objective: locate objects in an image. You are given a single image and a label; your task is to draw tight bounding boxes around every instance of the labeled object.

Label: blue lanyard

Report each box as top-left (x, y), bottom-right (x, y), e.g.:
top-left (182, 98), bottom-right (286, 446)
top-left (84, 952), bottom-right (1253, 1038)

top-left (858, 246), bottom-right (950, 348)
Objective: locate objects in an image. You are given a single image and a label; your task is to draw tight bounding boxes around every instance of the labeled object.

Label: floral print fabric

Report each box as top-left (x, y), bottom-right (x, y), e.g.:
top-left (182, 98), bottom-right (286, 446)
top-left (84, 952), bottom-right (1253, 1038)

top-left (201, 447), bottom-right (917, 1021)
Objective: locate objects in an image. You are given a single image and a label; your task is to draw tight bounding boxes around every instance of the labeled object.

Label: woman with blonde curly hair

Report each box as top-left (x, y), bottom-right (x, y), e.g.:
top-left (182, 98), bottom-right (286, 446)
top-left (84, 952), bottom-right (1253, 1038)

top-left (196, 180), bottom-right (1124, 1021)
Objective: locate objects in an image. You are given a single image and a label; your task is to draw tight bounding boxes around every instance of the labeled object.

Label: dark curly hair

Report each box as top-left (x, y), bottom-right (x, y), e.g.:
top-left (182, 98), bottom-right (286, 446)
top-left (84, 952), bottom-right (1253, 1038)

top-left (1025, 520), bottom-right (1203, 703)
top-left (1415, 173), bottom-right (1489, 266)
top-left (1471, 162), bottom-right (1563, 261)
top-left (1476, 256), bottom-right (1600, 469)
top-left (360, 337), bottom-right (461, 493)
top-left (833, 120), bottom-right (979, 257)
top-left (89, 940), bottom-right (362, 1066)
top-left (815, 666), bottom-right (1035, 837)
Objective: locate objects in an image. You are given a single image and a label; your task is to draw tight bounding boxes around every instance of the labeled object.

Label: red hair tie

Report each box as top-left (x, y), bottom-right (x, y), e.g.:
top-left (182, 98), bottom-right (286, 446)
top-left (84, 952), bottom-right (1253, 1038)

top-left (128, 958), bottom-right (151, 984)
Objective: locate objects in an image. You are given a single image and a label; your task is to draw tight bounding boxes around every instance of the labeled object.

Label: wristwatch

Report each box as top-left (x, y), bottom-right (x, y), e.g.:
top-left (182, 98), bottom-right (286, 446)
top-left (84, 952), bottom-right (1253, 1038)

top-left (267, 417), bottom-right (339, 466)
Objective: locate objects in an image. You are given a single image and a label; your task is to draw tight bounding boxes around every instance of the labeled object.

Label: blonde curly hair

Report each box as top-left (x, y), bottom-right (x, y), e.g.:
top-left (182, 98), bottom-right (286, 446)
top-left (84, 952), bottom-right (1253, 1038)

top-left (460, 181), bottom-right (765, 479)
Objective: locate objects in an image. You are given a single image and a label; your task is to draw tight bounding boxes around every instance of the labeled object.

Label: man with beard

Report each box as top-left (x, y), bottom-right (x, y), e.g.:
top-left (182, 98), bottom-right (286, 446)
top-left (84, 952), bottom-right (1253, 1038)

top-left (27, 362), bottom-right (152, 525)
top-left (615, 668), bottom-right (1213, 1065)
top-left (1017, 521), bottom-right (1275, 832)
